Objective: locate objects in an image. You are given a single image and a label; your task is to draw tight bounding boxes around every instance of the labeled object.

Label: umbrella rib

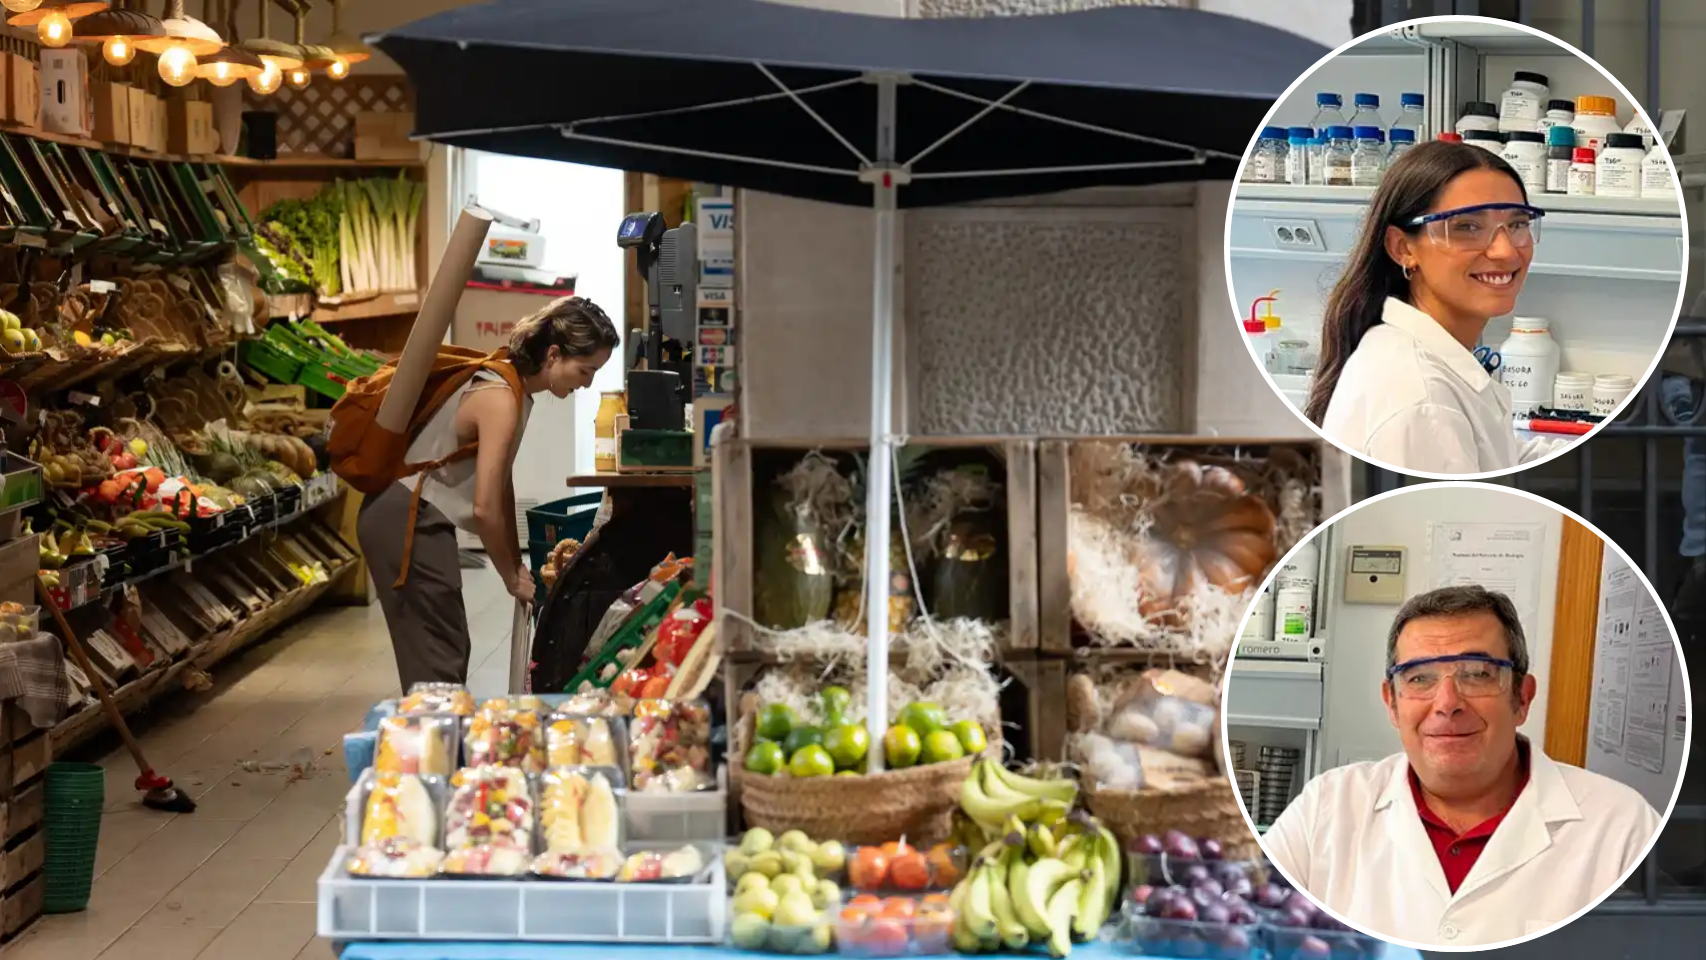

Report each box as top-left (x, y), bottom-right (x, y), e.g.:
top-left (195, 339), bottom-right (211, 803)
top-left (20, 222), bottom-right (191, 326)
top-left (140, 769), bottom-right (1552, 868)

top-left (910, 78), bottom-right (1237, 162)
top-left (559, 129), bottom-right (859, 178)
top-left (752, 62), bottom-right (871, 167)
top-left (910, 158), bottom-right (1206, 179)
top-left (902, 80), bottom-right (1031, 171)
top-left (566, 77), bottom-right (865, 131)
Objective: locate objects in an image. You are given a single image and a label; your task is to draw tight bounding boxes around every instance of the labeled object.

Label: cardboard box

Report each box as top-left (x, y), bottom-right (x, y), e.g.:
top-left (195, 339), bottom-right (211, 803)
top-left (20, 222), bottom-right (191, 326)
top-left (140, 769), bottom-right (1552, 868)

top-left (154, 95), bottom-right (169, 154)
top-left (91, 81), bottom-right (131, 144)
top-left (354, 111), bottom-right (419, 161)
top-left (127, 88), bottom-right (151, 150)
top-left (169, 98), bottom-right (213, 155)
top-left (38, 48), bottom-right (90, 137)
top-left (8, 54), bottom-right (39, 130)
top-left (0, 534), bottom-right (38, 610)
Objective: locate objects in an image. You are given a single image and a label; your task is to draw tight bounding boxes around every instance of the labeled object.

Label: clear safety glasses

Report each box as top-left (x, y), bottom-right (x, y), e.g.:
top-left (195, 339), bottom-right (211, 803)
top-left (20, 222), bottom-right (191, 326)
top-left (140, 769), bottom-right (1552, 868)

top-left (1404, 203), bottom-right (1545, 253)
top-left (1386, 653), bottom-right (1516, 700)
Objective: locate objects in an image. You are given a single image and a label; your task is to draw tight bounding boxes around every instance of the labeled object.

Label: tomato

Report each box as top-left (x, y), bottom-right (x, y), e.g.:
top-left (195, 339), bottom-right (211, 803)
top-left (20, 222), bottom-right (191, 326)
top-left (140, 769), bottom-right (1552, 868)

top-left (849, 847), bottom-right (889, 892)
top-left (888, 851), bottom-right (930, 891)
top-left (879, 840), bottom-right (913, 859)
top-left (877, 898), bottom-right (916, 920)
top-left (637, 674), bottom-right (672, 700)
top-left (842, 916), bottom-right (909, 958)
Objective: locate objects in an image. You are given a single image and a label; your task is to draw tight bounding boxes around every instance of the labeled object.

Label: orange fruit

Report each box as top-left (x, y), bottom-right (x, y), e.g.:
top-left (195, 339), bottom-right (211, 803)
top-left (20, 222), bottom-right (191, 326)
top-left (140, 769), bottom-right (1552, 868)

top-left (888, 851), bottom-right (931, 891)
top-left (926, 844), bottom-right (961, 887)
top-left (880, 839), bottom-right (914, 858)
top-left (878, 897), bottom-right (917, 919)
top-left (849, 894), bottom-right (882, 908)
top-left (850, 847), bottom-right (890, 892)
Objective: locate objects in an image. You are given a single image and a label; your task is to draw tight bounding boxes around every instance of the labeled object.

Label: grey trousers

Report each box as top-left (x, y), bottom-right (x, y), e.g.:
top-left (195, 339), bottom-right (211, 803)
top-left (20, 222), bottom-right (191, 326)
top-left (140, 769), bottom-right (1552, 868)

top-left (357, 482), bottom-right (471, 692)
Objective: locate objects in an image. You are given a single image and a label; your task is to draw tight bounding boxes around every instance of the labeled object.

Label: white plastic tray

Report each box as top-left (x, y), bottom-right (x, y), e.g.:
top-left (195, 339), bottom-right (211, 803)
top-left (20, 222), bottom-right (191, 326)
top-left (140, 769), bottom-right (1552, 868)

top-left (316, 845), bottom-right (727, 942)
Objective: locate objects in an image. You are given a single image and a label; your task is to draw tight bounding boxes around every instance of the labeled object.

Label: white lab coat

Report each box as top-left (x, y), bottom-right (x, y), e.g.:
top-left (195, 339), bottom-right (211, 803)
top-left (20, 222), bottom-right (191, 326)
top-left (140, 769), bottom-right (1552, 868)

top-left (1321, 298), bottom-right (1567, 475)
top-left (1263, 742), bottom-right (1662, 948)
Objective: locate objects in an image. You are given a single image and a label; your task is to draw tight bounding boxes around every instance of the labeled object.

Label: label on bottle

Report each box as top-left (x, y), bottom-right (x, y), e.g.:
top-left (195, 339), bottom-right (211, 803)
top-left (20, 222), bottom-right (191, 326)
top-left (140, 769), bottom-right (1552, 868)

top-left (1286, 152), bottom-right (1308, 186)
top-left (1249, 154), bottom-right (1277, 183)
top-left (1643, 159), bottom-right (1674, 196)
top-left (1596, 155), bottom-right (1640, 197)
top-left (1500, 90), bottom-right (1544, 122)
top-left (1501, 154), bottom-right (1544, 191)
top-left (1325, 156), bottom-right (1353, 187)
top-left (1546, 158), bottom-right (1572, 193)
top-left (1567, 165), bottom-right (1596, 196)
top-left (595, 438), bottom-right (617, 461)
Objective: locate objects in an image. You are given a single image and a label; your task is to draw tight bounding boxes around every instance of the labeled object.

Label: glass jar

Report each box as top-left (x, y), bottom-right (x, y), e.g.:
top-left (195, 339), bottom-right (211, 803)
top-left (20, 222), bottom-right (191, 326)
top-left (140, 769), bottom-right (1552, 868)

top-left (1388, 128), bottom-right (1417, 164)
top-left (1389, 92), bottom-right (1425, 142)
top-left (1309, 93), bottom-right (1348, 136)
top-left (1286, 132), bottom-right (1310, 185)
top-left (1244, 126), bottom-right (1288, 183)
top-left (1351, 126), bottom-right (1386, 186)
top-left (1349, 93), bottom-right (1383, 131)
top-left (595, 391), bottom-right (626, 472)
top-left (1323, 126), bottom-right (1355, 186)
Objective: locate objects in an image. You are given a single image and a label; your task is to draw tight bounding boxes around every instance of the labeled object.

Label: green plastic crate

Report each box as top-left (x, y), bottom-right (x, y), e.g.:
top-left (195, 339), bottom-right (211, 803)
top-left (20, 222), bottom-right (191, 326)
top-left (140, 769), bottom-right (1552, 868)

top-left (242, 338), bottom-right (305, 384)
top-left (565, 580), bottom-right (682, 692)
top-left (526, 493), bottom-right (603, 546)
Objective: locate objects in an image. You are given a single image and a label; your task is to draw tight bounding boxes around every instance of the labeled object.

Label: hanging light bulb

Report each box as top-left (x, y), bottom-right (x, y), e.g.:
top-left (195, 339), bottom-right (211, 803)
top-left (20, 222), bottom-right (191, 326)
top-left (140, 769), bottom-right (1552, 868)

top-left (99, 34), bottom-right (135, 65)
top-left (37, 8), bottom-right (71, 45)
top-left (1, 0), bottom-right (43, 13)
top-left (285, 65), bottom-right (311, 90)
top-left (247, 58), bottom-right (281, 95)
top-left (326, 56), bottom-right (348, 81)
top-left (158, 44), bottom-right (197, 86)
top-left (206, 59), bottom-right (238, 86)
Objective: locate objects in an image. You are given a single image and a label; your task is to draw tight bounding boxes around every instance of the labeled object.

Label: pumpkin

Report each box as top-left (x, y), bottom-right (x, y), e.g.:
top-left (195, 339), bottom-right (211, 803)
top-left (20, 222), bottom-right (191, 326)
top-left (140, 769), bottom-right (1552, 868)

top-left (1137, 460), bottom-right (1277, 622)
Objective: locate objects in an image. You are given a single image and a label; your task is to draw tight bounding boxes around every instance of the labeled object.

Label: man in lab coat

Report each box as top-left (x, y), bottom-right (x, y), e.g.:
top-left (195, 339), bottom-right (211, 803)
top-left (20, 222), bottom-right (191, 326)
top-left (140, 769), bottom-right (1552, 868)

top-left (1261, 585), bottom-right (1664, 948)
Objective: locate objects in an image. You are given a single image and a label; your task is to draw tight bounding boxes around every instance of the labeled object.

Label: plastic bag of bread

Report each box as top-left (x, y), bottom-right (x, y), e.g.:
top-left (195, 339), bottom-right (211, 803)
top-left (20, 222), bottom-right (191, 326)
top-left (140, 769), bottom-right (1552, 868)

top-left (1105, 669), bottom-right (1219, 758)
top-left (399, 682), bottom-right (476, 717)
top-left (360, 772), bottom-right (439, 848)
top-left (374, 716), bottom-right (456, 776)
top-left (444, 766), bottom-right (535, 850)
top-left (465, 708), bottom-right (547, 773)
top-left (346, 837), bottom-right (445, 878)
top-left (1081, 733), bottom-right (1212, 792)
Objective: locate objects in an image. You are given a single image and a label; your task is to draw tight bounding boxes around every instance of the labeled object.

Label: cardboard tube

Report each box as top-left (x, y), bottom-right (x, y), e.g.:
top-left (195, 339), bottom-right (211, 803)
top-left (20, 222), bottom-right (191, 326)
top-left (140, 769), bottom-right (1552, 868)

top-left (375, 205), bottom-right (496, 433)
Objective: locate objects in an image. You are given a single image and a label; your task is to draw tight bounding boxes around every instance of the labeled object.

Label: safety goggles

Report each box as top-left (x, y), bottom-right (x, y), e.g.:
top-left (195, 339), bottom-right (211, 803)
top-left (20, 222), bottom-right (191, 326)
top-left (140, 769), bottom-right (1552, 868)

top-left (1386, 653), bottom-right (1516, 700)
top-left (1403, 203), bottom-right (1545, 252)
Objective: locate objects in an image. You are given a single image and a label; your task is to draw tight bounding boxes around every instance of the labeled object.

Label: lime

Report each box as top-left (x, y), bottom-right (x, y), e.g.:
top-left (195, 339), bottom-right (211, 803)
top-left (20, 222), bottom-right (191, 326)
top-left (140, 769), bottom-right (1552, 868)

top-left (823, 723), bottom-right (871, 770)
top-left (745, 741), bottom-right (786, 775)
top-left (836, 770), bottom-right (861, 777)
top-left (783, 726), bottom-right (825, 759)
top-left (949, 720), bottom-right (988, 756)
top-left (788, 744), bottom-right (836, 778)
top-left (758, 703), bottom-right (799, 742)
top-left (883, 724), bottom-right (922, 768)
top-left (922, 730), bottom-right (967, 764)
top-left (897, 701), bottom-right (948, 738)
top-left (819, 686), bottom-right (853, 725)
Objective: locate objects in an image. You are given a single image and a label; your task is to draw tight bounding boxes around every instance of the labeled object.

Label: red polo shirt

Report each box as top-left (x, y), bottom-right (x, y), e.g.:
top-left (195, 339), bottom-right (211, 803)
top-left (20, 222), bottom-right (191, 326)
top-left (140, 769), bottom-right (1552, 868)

top-left (1408, 742), bottom-right (1532, 894)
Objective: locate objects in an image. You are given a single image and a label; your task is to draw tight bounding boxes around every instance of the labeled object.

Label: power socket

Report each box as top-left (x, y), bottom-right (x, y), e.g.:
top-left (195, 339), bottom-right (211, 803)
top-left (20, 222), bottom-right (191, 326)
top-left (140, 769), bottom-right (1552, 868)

top-left (1265, 218), bottom-right (1326, 251)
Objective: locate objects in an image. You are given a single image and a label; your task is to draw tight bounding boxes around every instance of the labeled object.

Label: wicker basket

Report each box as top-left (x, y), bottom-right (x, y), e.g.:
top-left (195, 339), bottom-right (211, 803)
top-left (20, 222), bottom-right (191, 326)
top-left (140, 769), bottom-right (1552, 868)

top-left (732, 704), bottom-right (994, 846)
top-left (1082, 769), bottom-right (1263, 863)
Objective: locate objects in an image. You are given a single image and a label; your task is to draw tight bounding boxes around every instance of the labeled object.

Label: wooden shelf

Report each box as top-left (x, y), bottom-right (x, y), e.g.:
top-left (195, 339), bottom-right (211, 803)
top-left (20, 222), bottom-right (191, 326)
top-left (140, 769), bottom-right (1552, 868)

top-left (268, 290), bottom-right (425, 325)
top-left (567, 471), bottom-right (698, 489)
top-left (218, 154), bottom-right (426, 170)
top-left (0, 120), bottom-right (423, 171)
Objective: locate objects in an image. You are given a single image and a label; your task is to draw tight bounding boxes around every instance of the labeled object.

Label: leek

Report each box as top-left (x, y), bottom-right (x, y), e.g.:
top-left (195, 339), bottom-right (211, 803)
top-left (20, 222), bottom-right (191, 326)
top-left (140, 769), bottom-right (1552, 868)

top-left (335, 175), bottom-right (423, 294)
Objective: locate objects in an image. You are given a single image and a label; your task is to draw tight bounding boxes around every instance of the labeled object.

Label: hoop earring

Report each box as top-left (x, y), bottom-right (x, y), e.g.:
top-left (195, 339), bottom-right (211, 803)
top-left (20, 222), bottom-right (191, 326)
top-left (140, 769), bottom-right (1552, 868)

top-left (1402, 264), bottom-right (1415, 281)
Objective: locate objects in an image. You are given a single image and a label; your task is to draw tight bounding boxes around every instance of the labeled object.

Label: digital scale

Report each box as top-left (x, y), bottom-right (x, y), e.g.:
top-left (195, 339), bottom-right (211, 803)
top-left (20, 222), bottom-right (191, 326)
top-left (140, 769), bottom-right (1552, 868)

top-left (468, 201), bottom-right (576, 291)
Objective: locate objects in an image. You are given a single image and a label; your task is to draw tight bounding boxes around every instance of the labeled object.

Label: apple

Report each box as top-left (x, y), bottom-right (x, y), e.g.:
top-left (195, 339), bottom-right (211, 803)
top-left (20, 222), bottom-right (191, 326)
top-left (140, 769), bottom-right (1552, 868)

top-left (733, 887), bottom-right (780, 921)
top-left (735, 873), bottom-right (771, 897)
top-left (1221, 874), bottom-right (1254, 900)
top-left (773, 891), bottom-right (819, 929)
top-left (1163, 830), bottom-right (1200, 860)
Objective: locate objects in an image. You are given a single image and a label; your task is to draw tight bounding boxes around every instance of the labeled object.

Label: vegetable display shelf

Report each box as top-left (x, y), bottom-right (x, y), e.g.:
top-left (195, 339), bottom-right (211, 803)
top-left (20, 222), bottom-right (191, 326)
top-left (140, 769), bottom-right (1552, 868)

top-left (330, 938), bottom-right (1427, 960)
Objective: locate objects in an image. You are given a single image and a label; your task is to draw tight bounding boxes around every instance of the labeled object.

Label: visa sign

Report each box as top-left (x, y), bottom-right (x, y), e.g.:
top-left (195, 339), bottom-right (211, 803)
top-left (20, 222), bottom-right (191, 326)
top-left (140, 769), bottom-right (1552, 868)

top-left (697, 198), bottom-right (735, 239)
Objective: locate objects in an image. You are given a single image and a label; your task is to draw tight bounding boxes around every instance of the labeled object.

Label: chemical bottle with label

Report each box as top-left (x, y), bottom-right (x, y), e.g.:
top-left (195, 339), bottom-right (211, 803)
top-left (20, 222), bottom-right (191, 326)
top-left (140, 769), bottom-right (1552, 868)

top-left (1389, 93), bottom-right (1425, 142)
top-left (1241, 585), bottom-right (1275, 650)
top-left (1310, 93), bottom-right (1349, 136)
top-left (1272, 538), bottom-right (1321, 647)
top-left (1245, 291), bottom-right (1283, 373)
top-left (1388, 128), bottom-right (1417, 164)
top-left (1496, 317), bottom-right (1560, 419)
top-left (1323, 126), bottom-right (1356, 186)
top-left (1349, 93), bottom-right (1383, 131)
top-left (1351, 127), bottom-right (1386, 186)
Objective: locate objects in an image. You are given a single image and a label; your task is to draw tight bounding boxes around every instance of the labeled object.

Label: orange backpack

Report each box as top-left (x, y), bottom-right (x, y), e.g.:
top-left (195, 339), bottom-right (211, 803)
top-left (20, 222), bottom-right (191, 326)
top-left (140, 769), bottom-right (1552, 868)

top-left (327, 346), bottom-right (525, 588)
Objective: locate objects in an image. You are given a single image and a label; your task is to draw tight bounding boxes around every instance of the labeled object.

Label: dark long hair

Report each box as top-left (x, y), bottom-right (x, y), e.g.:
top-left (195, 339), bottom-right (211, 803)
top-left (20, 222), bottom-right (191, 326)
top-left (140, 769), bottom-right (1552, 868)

top-left (1302, 142), bottom-right (1529, 425)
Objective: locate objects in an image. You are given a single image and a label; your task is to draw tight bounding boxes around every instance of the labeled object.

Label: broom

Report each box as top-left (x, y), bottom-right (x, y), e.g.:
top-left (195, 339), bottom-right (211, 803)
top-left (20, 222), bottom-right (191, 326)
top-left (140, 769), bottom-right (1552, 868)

top-left (36, 576), bottom-right (197, 814)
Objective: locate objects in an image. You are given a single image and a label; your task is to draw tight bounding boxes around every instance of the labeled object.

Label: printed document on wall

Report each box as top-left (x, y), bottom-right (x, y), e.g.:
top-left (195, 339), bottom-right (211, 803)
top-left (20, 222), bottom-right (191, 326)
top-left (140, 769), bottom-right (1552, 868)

top-left (1427, 521), bottom-right (1546, 640)
top-left (1586, 548), bottom-right (1684, 809)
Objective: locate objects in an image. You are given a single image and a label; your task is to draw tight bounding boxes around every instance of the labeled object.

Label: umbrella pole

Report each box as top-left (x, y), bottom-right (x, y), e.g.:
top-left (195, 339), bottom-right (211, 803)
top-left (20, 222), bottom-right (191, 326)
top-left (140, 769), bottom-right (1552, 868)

top-left (864, 76), bottom-right (900, 774)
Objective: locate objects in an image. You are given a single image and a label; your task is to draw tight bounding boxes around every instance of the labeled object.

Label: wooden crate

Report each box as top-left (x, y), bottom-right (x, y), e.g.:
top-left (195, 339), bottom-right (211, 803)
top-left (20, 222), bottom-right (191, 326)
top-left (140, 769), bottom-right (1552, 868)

top-left (0, 831), bottom-right (42, 892)
top-left (714, 436), bottom-right (1038, 655)
top-left (1036, 436), bottom-right (1353, 656)
top-left (1000, 656), bottom-right (1070, 762)
top-left (0, 781), bottom-right (42, 845)
top-left (1, 872), bottom-right (41, 940)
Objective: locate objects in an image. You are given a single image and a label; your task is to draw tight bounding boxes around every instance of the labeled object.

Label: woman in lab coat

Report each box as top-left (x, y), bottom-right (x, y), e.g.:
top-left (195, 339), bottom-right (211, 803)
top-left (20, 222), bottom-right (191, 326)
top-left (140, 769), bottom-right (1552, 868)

top-left (1303, 141), bottom-right (1568, 475)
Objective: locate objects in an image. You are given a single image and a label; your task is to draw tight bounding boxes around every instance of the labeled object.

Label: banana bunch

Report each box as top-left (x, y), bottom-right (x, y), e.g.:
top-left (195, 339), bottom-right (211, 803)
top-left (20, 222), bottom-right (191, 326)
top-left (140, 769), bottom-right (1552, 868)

top-left (949, 761), bottom-right (1120, 957)
top-left (111, 510), bottom-right (191, 539)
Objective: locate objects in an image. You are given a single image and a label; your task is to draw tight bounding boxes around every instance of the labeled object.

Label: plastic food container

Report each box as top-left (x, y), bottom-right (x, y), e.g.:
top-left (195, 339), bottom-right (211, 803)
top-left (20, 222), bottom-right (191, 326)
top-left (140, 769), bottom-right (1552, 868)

top-left (546, 714), bottom-right (629, 776)
top-left (1126, 855), bottom-right (1265, 894)
top-left (539, 767), bottom-right (625, 853)
top-left (444, 766), bottom-right (536, 851)
top-left (729, 912), bottom-right (836, 955)
top-left (846, 843), bottom-right (966, 894)
top-left (375, 715), bottom-right (458, 776)
top-left (834, 894), bottom-right (956, 958)
top-left (629, 699), bottom-right (714, 793)
top-left (1268, 925), bottom-right (1388, 959)
top-left (464, 708), bottom-right (547, 773)
top-left (400, 683), bottom-right (477, 717)
top-left (1124, 913), bottom-right (1263, 960)
top-left (356, 770), bottom-right (443, 849)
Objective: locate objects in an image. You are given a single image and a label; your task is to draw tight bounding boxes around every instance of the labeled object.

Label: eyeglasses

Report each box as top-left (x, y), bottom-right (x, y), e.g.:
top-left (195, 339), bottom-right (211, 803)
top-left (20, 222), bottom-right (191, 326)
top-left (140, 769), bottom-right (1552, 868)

top-left (1404, 203), bottom-right (1545, 252)
top-left (1386, 654), bottom-right (1515, 700)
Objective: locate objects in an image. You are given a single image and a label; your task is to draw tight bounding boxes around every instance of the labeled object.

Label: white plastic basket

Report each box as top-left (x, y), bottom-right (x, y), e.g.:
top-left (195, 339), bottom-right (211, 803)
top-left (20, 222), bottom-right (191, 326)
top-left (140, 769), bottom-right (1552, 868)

top-left (316, 844), bottom-right (727, 942)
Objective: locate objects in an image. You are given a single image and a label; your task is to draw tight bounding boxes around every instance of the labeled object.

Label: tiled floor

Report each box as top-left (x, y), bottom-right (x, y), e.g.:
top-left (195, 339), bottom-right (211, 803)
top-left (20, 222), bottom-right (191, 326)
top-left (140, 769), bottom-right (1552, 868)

top-left (7, 561), bottom-right (517, 960)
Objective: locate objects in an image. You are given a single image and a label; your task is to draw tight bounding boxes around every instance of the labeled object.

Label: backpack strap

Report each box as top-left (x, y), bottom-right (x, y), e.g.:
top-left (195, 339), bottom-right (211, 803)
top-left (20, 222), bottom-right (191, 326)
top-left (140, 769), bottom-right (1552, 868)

top-left (391, 358), bottom-right (530, 590)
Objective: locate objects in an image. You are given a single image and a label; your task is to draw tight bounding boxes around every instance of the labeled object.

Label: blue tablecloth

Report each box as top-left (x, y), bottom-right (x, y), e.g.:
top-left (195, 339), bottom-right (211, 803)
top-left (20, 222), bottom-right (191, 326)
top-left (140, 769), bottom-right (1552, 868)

top-left (337, 941), bottom-right (1425, 960)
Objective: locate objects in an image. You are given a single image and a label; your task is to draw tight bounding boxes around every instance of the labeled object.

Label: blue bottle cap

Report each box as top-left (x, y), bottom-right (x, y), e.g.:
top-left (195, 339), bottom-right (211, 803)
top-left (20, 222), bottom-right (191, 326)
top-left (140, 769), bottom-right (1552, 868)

top-left (1261, 126), bottom-right (1288, 140)
top-left (1355, 93), bottom-right (1380, 107)
top-left (1354, 126), bottom-right (1384, 141)
top-left (1288, 126), bottom-right (1314, 139)
top-left (1390, 128), bottom-right (1416, 143)
top-left (1290, 136), bottom-right (1309, 146)
top-left (1328, 126), bottom-right (1355, 140)
top-left (1547, 125), bottom-right (1577, 147)
top-left (1401, 93), bottom-right (1425, 108)
top-left (1317, 92), bottom-right (1343, 107)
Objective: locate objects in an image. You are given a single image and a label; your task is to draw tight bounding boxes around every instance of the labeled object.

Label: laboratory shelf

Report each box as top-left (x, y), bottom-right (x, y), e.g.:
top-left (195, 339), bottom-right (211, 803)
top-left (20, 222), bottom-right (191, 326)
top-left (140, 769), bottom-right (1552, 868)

top-left (1224, 659), bottom-right (1324, 731)
top-left (1229, 186), bottom-right (1684, 284)
top-left (1347, 21), bottom-right (1589, 57)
